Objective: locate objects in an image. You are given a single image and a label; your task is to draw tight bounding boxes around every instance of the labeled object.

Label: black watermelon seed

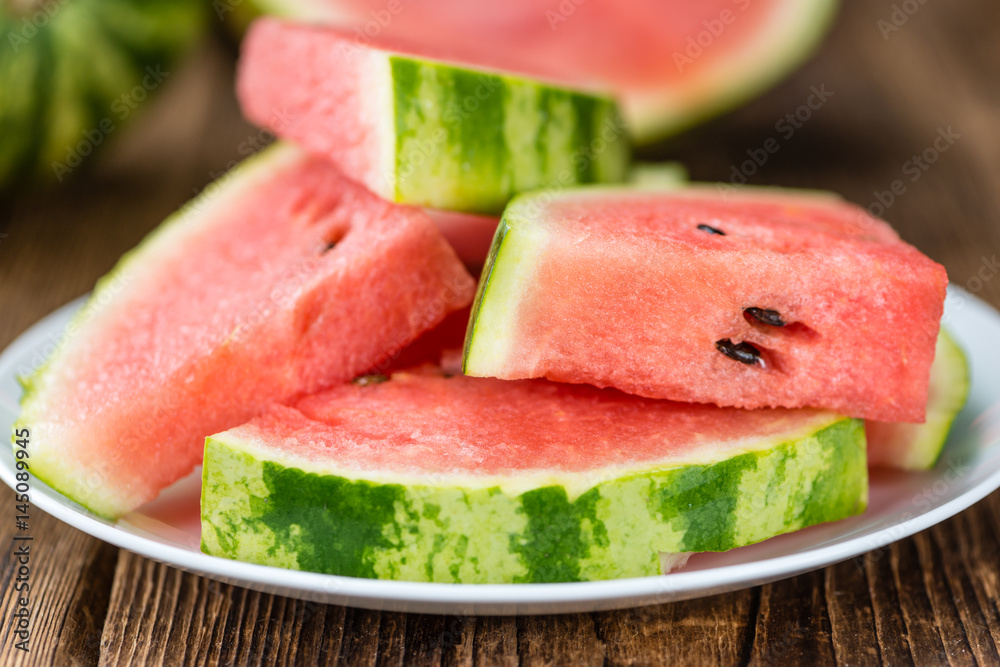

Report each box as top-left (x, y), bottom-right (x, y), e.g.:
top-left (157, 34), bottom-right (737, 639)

top-left (716, 339), bottom-right (763, 366)
top-left (352, 374), bottom-right (389, 386)
top-left (320, 240), bottom-right (337, 254)
top-left (697, 224), bottom-right (726, 236)
top-left (744, 307), bottom-right (786, 327)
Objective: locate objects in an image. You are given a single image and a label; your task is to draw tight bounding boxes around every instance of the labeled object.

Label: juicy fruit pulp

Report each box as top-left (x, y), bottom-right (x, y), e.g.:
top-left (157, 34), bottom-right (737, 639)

top-left (867, 329), bottom-right (970, 470)
top-left (17, 144), bottom-right (475, 518)
top-left (237, 18), bottom-right (629, 214)
top-left (464, 186), bottom-right (948, 422)
top-left (247, 0), bottom-right (838, 142)
top-left (201, 369), bottom-right (867, 583)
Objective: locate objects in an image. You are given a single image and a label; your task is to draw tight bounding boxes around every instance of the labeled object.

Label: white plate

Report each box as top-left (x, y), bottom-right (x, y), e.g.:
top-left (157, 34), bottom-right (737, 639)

top-left (2, 287), bottom-right (1000, 615)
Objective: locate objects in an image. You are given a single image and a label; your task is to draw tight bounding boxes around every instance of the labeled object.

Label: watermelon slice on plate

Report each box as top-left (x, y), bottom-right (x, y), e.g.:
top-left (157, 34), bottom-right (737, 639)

top-left (237, 18), bottom-right (629, 214)
top-left (246, 0), bottom-right (838, 143)
top-left (16, 143), bottom-right (475, 518)
top-left (868, 329), bottom-right (970, 470)
top-left (464, 185), bottom-right (948, 422)
top-left (201, 367), bottom-right (867, 583)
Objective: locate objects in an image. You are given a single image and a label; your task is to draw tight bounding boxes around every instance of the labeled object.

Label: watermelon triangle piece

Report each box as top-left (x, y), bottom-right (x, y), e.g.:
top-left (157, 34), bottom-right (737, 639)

top-left (237, 18), bottom-right (630, 214)
top-left (246, 0), bottom-right (838, 143)
top-left (464, 184), bottom-right (948, 422)
top-left (201, 367), bottom-right (867, 583)
top-left (17, 143), bottom-right (476, 518)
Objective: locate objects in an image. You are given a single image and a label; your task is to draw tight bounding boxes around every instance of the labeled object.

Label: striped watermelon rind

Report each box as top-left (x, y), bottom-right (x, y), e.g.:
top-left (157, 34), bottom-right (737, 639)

top-left (0, 0), bottom-right (206, 186)
top-left (201, 414), bottom-right (866, 583)
top-left (388, 57), bottom-right (629, 213)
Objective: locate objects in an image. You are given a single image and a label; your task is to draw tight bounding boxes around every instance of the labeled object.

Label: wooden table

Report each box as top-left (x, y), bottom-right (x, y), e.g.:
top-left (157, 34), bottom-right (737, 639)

top-left (2, 0), bottom-right (999, 663)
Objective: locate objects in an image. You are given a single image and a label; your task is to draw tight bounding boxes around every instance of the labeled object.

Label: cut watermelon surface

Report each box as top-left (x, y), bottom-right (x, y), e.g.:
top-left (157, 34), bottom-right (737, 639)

top-left (248, 0), bottom-right (838, 143)
top-left (867, 329), bottom-right (970, 470)
top-left (238, 19), bottom-right (629, 214)
top-left (201, 368), bottom-right (867, 583)
top-left (17, 143), bottom-right (475, 518)
top-left (464, 186), bottom-right (948, 422)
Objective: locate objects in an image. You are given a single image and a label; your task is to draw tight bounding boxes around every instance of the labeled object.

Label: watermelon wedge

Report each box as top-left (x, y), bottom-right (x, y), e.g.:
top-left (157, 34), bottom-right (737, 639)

top-left (201, 368), bottom-right (867, 583)
top-left (237, 18), bottom-right (630, 214)
top-left (464, 185), bottom-right (948, 423)
top-left (246, 0), bottom-right (838, 143)
top-left (867, 329), bottom-right (970, 470)
top-left (16, 143), bottom-right (475, 518)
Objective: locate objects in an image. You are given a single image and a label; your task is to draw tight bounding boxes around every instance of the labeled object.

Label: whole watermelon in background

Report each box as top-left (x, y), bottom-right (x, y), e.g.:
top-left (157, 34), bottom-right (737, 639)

top-left (238, 19), bottom-right (629, 214)
top-left (247, 0), bottom-right (838, 143)
top-left (0, 0), bottom-right (205, 187)
top-left (18, 143), bottom-right (475, 518)
top-left (201, 366), bottom-right (866, 583)
top-left (464, 185), bottom-right (948, 423)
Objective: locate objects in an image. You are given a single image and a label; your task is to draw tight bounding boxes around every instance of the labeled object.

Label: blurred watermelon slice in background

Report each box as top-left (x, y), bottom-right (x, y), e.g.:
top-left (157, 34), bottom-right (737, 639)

top-left (249, 0), bottom-right (839, 143)
top-left (0, 0), bottom-right (206, 186)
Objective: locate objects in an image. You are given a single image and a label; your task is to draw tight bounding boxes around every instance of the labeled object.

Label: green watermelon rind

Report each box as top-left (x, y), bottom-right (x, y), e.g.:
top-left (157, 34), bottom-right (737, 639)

top-left (201, 415), bottom-right (867, 583)
top-left (867, 328), bottom-right (970, 471)
top-left (13, 144), bottom-right (303, 519)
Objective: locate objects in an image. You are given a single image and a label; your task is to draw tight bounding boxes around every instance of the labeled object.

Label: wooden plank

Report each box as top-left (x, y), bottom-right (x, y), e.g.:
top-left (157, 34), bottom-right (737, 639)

top-left (865, 549), bottom-right (915, 665)
top-left (595, 589), bottom-right (756, 666)
top-left (516, 614), bottom-right (604, 666)
top-left (825, 560), bottom-right (881, 665)
top-left (747, 570), bottom-right (836, 666)
top-left (472, 617), bottom-right (517, 667)
top-left (0, 490), bottom-right (116, 666)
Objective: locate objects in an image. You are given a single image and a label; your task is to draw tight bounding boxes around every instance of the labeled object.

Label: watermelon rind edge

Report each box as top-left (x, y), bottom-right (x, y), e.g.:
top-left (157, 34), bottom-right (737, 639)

top-left (200, 414), bottom-right (867, 583)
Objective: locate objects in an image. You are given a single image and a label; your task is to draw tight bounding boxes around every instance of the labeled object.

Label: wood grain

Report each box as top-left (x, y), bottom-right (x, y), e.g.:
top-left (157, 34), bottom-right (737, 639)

top-left (2, 0), bottom-right (1000, 664)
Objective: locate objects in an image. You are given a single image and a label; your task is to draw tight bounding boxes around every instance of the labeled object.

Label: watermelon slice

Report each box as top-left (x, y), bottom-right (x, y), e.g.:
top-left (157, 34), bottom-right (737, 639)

top-left (246, 0), bottom-right (837, 143)
top-left (867, 329), bottom-right (970, 470)
top-left (237, 18), bottom-right (630, 214)
top-left (464, 185), bottom-right (948, 423)
top-left (16, 143), bottom-right (475, 518)
top-left (201, 368), bottom-right (867, 583)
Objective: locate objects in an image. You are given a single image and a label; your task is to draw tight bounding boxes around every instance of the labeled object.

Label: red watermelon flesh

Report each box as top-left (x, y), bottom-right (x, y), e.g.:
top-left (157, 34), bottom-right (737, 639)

top-left (464, 187), bottom-right (948, 423)
top-left (251, 0), bottom-right (837, 141)
top-left (425, 210), bottom-right (500, 272)
top-left (281, 368), bottom-right (845, 477)
top-left (369, 306), bottom-right (471, 376)
top-left (19, 143), bottom-right (475, 518)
